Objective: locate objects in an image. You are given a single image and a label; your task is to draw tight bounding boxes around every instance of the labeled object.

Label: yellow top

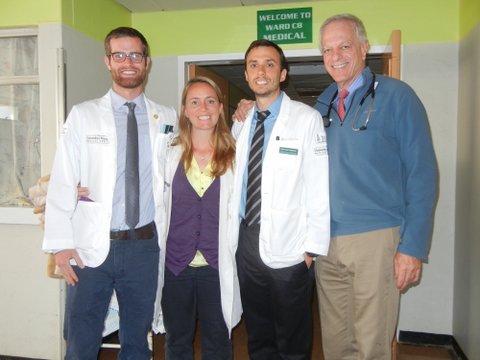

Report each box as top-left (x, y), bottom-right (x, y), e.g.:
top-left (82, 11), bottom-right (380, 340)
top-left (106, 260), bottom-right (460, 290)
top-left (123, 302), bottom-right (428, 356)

top-left (186, 157), bottom-right (214, 267)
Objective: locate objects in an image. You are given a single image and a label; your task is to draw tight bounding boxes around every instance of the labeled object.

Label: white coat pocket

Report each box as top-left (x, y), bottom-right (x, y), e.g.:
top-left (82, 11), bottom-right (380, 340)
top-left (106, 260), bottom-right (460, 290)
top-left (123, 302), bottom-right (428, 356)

top-left (269, 207), bottom-right (304, 257)
top-left (72, 201), bottom-right (104, 252)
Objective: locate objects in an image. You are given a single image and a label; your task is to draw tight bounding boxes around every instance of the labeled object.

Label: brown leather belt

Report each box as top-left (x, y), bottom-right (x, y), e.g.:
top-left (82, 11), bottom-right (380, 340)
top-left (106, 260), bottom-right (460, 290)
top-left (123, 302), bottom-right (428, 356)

top-left (110, 222), bottom-right (155, 240)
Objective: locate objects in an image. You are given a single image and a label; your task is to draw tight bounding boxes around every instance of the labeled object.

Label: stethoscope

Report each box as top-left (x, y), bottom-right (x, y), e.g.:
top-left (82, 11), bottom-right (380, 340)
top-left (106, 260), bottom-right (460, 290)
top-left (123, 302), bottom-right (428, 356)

top-left (322, 72), bottom-right (377, 131)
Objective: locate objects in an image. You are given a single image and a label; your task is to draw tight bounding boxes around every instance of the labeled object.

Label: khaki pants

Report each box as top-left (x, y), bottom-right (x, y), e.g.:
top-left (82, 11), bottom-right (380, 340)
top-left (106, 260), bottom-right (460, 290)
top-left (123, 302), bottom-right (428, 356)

top-left (315, 227), bottom-right (400, 360)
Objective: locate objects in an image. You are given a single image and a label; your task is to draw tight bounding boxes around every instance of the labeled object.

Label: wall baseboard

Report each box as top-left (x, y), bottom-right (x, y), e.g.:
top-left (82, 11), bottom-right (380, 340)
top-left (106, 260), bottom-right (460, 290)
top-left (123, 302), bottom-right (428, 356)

top-left (0, 357), bottom-right (44, 360)
top-left (398, 330), bottom-right (468, 360)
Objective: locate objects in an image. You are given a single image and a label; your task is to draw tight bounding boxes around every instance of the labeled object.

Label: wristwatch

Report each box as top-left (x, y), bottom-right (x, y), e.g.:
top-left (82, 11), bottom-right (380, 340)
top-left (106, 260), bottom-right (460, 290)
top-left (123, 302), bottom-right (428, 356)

top-left (305, 252), bottom-right (319, 258)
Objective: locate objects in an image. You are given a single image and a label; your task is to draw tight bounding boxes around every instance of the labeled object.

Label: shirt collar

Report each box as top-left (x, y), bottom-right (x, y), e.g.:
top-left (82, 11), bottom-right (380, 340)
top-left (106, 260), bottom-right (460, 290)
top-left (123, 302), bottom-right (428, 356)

top-left (109, 89), bottom-right (146, 113)
top-left (337, 71), bottom-right (365, 99)
top-left (254, 91), bottom-right (284, 119)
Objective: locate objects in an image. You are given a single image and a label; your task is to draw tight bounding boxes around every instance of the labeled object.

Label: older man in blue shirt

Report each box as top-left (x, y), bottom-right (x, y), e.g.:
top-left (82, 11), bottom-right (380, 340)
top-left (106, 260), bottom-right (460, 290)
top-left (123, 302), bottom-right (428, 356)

top-left (314, 14), bottom-right (438, 360)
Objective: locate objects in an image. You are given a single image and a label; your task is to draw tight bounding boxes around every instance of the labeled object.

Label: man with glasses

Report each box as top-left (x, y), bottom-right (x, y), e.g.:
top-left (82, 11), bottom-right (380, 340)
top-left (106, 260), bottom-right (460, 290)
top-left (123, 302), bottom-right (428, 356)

top-left (314, 14), bottom-right (437, 359)
top-left (43, 27), bottom-right (177, 359)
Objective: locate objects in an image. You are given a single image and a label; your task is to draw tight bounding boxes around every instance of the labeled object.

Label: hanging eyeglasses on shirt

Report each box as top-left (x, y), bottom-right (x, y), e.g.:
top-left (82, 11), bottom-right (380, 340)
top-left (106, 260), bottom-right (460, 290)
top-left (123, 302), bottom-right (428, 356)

top-left (322, 72), bottom-right (378, 131)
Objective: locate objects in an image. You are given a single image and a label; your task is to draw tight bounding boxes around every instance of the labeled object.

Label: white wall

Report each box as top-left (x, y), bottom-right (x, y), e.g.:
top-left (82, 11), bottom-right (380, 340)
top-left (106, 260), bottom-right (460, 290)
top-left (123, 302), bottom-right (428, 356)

top-left (453, 24), bottom-right (480, 358)
top-left (146, 56), bottom-right (180, 110)
top-left (397, 42), bottom-right (458, 334)
top-left (62, 26), bottom-right (111, 113)
top-left (0, 225), bottom-right (63, 358)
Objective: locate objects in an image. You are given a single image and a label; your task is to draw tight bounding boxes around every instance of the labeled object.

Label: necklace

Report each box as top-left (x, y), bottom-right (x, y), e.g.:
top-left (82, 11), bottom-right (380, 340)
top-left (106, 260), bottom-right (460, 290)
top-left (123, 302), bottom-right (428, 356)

top-left (195, 150), bottom-right (212, 162)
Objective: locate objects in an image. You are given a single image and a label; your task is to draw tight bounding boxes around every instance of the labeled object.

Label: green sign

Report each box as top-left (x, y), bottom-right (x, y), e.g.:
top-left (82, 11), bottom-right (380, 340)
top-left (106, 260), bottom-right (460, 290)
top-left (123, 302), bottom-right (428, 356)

top-left (257, 7), bottom-right (312, 44)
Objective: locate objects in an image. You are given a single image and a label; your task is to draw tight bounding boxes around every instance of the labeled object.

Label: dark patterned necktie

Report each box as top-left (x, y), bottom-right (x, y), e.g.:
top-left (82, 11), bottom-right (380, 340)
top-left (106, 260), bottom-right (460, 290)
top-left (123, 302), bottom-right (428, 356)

top-left (245, 110), bottom-right (270, 226)
top-left (125, 102), bottom-right (139, 230)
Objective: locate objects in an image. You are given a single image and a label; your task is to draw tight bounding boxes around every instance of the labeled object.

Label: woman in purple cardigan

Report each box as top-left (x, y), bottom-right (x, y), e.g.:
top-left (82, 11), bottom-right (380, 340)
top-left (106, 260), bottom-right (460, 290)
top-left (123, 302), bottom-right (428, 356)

top-left (152, 77), bottom-right (242, 360)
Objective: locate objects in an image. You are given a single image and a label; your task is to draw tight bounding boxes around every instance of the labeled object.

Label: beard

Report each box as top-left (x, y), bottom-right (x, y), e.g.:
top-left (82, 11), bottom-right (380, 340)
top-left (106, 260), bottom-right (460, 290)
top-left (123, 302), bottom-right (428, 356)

top-left (111, 69), bottom-right (147, 89)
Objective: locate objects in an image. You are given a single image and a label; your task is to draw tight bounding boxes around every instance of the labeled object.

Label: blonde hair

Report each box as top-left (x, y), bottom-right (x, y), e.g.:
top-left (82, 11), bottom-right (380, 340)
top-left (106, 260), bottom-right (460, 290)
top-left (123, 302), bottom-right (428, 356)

top-left (175, 76), bottom-right (235, 177)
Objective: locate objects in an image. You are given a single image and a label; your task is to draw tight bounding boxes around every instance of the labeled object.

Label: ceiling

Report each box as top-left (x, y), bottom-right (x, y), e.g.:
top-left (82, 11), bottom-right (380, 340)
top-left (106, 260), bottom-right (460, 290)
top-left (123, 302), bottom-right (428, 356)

top-left (115, 0), bottom-right (312, 12)
top-left (115, 0), bottom-right (384, 106)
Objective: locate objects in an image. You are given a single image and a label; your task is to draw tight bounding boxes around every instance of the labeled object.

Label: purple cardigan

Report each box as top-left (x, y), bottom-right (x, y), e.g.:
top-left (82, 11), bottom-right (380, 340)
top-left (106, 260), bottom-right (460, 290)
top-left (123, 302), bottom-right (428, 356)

top-left (165, 163), bottom-right (220, 275)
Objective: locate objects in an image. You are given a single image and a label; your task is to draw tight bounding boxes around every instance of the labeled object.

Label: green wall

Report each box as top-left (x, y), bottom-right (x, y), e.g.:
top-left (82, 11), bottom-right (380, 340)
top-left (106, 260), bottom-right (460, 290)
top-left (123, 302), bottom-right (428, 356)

top-left (3, 0), bottom-right (476, 58)
top-left (3, 0), bottom-right (61, 26)
top-left (134, 0), bottom-right (458, 56)
top-left (460, 0), bottom-right (480, 38)
top-left (1, 0), bottom-right (130, 43)
top-left (62, 0), bottom-right (130, 42)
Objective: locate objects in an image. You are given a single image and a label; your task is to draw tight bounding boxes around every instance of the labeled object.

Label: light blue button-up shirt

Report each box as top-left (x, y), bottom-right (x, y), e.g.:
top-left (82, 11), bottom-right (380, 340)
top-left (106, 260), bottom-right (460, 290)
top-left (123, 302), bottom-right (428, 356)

top-left (337, 73), bottom-right (364, 113)
top-left (109, 90), bottom-right (154, 230)
top-left (240, 92), bottom-right (284, 219)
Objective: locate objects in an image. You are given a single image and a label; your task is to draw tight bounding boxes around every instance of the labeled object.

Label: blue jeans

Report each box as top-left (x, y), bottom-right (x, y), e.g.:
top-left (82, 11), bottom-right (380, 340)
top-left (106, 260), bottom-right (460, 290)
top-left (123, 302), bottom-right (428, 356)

top-left (64, 232), bottom-right (159, 360)
top-left (162, 266), bottom-right (232, 360)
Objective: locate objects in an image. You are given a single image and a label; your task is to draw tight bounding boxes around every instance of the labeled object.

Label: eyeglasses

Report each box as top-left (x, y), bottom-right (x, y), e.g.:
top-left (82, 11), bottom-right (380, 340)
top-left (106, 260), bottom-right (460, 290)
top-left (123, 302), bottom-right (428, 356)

top-left (108, 52), bottom-right (145, 63)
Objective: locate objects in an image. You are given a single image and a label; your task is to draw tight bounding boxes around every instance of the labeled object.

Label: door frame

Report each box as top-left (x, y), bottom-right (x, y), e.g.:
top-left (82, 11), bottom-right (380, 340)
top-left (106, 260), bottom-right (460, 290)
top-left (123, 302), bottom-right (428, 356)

top-left (176, 44), bottom-right (394, 103)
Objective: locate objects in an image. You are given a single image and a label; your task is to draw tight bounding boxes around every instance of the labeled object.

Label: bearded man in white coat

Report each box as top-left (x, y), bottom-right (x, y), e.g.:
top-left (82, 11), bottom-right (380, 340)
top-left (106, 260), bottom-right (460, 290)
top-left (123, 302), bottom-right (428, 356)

top-left (42, 27), bottom-right (177, 359)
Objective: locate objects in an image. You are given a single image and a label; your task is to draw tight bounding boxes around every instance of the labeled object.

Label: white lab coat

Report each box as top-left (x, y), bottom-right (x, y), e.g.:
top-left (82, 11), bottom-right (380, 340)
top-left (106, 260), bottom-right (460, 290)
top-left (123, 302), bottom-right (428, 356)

top-left (231, 93), bottom-right (330, 268)
top-left (151, 142), bottom-right (242, 336)
top-left (42, 92), bottom-right (178, 267)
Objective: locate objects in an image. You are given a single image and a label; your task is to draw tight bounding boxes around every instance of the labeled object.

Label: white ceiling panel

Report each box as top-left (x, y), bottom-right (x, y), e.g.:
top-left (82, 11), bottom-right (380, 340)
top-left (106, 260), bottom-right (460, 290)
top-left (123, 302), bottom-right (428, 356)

top-left (241, 0), bottom-right (307, 6)
top-left (115, 0), bottom-right (162, 12)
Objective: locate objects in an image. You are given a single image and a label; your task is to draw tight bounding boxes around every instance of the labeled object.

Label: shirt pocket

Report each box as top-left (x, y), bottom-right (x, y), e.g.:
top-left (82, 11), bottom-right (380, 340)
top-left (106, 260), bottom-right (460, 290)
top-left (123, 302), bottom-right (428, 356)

top-left (271, 139), bottom-right (302, 209)
top-left (272, 139), bottom-right (301, 170)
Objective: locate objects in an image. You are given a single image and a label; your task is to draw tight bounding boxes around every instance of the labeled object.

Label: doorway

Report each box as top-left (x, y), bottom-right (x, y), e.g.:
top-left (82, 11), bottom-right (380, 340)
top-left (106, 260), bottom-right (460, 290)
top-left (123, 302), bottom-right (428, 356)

top-left (185, 53), bottom-right (385, 120)
top-left (181, 30), bottom-right (400, 118)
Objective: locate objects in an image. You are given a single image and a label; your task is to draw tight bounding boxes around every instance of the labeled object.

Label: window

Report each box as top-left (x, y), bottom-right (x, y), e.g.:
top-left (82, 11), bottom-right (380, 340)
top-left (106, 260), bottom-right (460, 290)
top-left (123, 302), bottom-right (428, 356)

top-left (0, 29), bottom-right (40, 207)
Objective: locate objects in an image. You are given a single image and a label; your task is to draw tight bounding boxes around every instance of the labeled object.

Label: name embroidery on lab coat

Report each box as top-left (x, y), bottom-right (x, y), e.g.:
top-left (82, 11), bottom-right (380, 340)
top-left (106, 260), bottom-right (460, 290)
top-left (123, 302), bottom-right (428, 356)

top-left (86, 134), bottom-right (110, 144)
